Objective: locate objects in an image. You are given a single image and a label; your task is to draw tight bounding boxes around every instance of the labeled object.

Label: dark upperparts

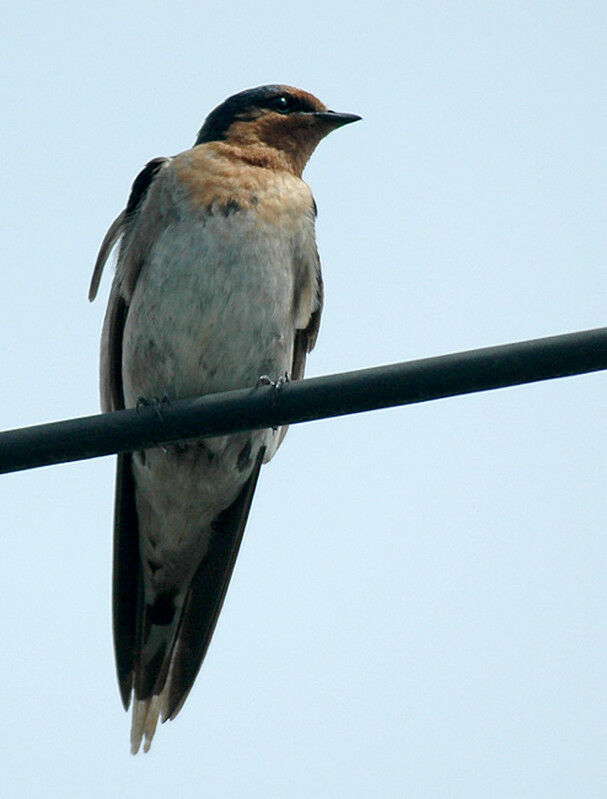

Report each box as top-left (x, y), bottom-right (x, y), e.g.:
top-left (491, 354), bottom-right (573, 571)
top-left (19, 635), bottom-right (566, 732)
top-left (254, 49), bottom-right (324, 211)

top-left (125, 157), bottom-right (167, 219)
top-left (195, 84), bottom-right (326, 145)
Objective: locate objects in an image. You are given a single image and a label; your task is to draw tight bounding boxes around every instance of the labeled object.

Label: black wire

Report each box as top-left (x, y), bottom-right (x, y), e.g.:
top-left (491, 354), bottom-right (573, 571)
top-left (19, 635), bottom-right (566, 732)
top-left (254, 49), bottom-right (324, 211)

top-left (1, 326), bottom-right (606, 475)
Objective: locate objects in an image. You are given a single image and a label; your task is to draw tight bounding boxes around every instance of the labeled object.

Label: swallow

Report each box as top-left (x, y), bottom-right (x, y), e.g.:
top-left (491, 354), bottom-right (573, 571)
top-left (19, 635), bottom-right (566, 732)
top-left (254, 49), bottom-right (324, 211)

top-left (89, 84), bottom-right (360, 753)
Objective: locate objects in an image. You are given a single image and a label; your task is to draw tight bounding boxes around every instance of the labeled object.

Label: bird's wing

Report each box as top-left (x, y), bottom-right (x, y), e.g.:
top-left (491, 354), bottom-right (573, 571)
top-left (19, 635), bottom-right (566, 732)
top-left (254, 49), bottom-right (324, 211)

top-left (96, 156), bottom-right (270, 727)
top-left (112, 450), bottom-right (141, 708)
top-left (93, 157), bottom-right (170, 706)
top-left (265, 208), bottom-right (323, 460)
top-left (89, 157), bottom-right (169, 303)
top-left (88, 211), bottom-right (127, 301)
top-left (163, 445), bottom-right (266, 720)
top-left (292, 298), bottom-right (323, 381)
top-left (292, 200), bottom-right (323, 381)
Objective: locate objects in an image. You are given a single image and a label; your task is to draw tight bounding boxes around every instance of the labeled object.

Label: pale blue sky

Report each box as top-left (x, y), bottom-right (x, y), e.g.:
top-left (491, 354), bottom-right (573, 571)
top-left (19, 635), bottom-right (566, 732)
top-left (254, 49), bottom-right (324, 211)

top-left (2, 2), bottom-right (607, 796)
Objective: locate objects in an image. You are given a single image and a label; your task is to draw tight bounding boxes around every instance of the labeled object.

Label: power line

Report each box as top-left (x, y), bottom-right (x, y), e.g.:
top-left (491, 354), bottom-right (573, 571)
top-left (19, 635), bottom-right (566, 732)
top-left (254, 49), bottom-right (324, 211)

top-left (1, 326), bottom-right (606, 476)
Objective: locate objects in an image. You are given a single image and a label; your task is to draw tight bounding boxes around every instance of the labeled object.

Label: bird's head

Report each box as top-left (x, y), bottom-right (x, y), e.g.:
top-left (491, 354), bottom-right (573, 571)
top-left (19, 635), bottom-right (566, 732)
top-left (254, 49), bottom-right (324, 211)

top-left (195, 85), bottom-right (360, 176)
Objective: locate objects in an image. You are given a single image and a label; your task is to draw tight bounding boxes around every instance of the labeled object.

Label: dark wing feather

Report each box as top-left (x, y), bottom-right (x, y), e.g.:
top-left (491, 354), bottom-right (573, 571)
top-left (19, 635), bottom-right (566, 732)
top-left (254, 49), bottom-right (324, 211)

top-left (98, 157), bottom-right (167, 707)
top-left (89, 211), bottom-right (126, 301)
top-left (292, 304), bottom-right (322, 380)
top-left (124, 157), bottom-right (167, 218)
top-left (164, 446), bottom-right (266, 720)
top-left (102, 291), bottom-right (128, 411)
top-left (89, 158), bottom-right (168, 303)
top-left (112, 453), bottom-right (141, 709)
top-left (292, 205), bottom-right (323, 380)
top-left (272, 230), bottom-right (323, 453)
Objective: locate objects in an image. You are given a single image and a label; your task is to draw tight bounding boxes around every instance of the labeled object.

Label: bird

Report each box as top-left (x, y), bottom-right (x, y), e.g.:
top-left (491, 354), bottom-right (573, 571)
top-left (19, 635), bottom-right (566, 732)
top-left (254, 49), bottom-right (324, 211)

top-left (89, 84), bottom-right (360, 753)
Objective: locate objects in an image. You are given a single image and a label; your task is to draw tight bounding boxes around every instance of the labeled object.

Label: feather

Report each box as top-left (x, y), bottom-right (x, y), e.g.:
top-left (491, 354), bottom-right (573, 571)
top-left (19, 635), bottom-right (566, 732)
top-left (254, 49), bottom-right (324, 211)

top-left (88, 211), bottom-right (126, 301)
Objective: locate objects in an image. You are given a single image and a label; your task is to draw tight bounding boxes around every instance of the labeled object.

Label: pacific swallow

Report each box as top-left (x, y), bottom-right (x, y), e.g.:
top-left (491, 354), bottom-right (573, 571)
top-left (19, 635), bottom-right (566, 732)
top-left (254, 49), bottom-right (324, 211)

top-left (89, 84), bottom-right (360, 753)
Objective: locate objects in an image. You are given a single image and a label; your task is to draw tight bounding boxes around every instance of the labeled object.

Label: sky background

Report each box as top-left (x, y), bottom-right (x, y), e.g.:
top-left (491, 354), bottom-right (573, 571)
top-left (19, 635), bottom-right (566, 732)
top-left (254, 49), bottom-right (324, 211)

top-left (2, 2), bottom-right (607, 796)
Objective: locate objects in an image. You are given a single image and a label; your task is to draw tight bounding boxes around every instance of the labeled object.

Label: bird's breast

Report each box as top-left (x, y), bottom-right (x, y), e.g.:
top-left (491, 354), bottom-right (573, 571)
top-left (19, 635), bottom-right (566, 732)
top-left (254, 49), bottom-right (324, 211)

top-left (172, 144), bottom-right (315, 224)
top-left (120, 203), bottom-right (312, 407)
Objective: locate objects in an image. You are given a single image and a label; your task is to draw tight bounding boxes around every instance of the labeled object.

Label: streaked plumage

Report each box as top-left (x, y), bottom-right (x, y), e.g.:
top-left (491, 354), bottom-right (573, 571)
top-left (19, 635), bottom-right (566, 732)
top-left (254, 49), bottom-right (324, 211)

top-left (90, 84), bottom-right (359, 752)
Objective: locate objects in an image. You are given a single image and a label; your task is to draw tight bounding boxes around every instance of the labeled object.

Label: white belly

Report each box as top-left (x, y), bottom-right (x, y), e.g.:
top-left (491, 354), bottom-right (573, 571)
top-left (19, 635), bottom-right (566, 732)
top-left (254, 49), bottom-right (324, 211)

top-left (122, 211), bottom-right (296, 405)
top-left (119, 209), bottom-right (300, 578)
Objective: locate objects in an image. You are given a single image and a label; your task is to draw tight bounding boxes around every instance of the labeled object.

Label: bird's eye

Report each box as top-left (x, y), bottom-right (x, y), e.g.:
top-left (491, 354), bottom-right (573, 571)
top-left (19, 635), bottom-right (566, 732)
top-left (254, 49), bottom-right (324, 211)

top-left (267, 95), bottom-right (292, 113)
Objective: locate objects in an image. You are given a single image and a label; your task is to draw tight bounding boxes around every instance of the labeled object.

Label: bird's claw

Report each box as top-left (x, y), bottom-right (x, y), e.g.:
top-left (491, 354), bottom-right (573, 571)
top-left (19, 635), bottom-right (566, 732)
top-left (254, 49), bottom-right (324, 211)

top-left (255, 375), bottom-right (273, 389)
top-left (136, 395), bottom-right (170, 421)
top-left (274, 371), bottom-right (291, 391)
top-left (254, 373), bottom-right (290, 429)
top-left (254, 372), bottom-right (290, 392)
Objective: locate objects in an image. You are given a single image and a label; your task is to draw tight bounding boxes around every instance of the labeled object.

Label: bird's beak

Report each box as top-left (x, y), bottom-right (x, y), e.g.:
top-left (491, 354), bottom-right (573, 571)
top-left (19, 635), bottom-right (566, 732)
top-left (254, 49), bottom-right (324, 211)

top-left (311, 110), bottom-right (362, 128)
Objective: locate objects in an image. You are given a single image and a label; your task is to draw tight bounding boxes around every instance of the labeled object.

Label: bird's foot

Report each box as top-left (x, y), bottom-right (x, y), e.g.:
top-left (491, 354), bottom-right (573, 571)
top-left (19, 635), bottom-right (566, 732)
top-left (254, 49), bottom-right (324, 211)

top-left (136, 396), bottom-right (170, 453)
top-left (135, 394), bottom-right (170, 420)
top-left (274, 371), bottom-right (291, 391)
top-left (255, 372), bottom-right (290, 392)
top-left (255, 374), bottom-right (273, 390)
top-left (255, 373), bottom-right (290, 431)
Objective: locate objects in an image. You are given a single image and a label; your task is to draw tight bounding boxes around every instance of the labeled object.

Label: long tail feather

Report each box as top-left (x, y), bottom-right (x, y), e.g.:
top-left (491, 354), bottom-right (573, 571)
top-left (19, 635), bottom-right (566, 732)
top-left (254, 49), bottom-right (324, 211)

top-left (127, 447), bottom-right (265, 752)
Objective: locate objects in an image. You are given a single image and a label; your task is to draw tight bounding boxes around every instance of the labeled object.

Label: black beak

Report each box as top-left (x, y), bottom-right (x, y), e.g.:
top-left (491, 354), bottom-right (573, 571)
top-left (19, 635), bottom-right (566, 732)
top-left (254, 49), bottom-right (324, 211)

top-left (312, 110), bottom-right (362, 127)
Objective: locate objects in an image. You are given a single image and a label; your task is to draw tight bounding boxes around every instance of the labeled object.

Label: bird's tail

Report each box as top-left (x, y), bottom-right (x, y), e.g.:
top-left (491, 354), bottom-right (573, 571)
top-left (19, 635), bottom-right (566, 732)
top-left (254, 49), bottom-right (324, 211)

top-left (120, 448), bottom-right (266, 753)
top-left (131, 695), bottom-right (162, 754)
top-left (129, 600), bottom-right (184, 754)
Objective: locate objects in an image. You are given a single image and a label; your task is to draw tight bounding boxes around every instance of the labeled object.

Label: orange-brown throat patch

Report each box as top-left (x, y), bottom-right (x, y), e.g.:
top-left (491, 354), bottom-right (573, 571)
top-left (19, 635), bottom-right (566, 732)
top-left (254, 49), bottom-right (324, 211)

top-left (224, 111), bottom-right (333, 177)
top-left (173, 143), bottom-right (314, 224)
